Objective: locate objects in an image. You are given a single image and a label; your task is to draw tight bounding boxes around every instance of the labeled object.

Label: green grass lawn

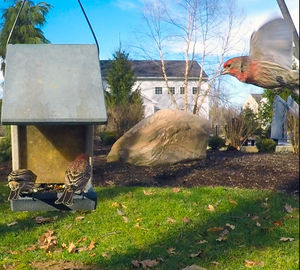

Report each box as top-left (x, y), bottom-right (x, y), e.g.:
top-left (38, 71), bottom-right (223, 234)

top-left (0, 183), bottom-right (299, 270)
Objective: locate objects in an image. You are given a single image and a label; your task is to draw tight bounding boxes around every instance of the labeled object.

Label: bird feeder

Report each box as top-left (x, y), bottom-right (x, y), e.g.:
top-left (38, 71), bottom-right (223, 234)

top-left (1, 44), bottom-right (107, 211)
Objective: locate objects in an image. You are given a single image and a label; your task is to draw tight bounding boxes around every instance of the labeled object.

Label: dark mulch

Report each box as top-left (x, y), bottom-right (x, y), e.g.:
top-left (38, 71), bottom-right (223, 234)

top-left (93, 146), bottom-right (299, 194)
top-left (0, 145), bottom-right (299, 194)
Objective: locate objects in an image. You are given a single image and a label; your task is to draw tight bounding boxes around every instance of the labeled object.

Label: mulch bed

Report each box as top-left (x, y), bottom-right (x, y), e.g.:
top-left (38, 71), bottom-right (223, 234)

top-left (1, 146), bottom-right (299, 194)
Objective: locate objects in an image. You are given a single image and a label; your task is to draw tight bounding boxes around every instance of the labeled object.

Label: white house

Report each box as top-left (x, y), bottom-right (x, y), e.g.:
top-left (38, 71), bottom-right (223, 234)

top-left (243, 93), bottom-right (267, 114)
top-left (100, 60), bottom-right (210, 119)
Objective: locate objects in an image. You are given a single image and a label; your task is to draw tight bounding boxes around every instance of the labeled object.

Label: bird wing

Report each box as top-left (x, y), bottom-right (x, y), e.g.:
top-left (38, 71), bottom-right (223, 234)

top-left (65, 165), bottom-right (91, 190)
top-left (249, 18), bottom-right (293, 69)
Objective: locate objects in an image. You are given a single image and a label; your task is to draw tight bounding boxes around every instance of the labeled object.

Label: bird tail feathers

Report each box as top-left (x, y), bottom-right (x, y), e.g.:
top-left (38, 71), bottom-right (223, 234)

top-left (55, 189), bottom-right (74, 206)
top-left (8, 189), bottom-right (20, 201)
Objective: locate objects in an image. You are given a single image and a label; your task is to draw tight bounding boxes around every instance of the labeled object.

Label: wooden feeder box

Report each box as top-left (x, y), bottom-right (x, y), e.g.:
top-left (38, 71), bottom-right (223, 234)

top-left (1, 44), bottom-right (107, 211)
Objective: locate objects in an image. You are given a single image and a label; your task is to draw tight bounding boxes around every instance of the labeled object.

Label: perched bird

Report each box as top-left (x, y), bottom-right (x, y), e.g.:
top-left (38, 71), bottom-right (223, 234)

top-left (8, 169), bottom-right (37, 200)
top-left (55, 154), bottom-right (91, 206)
top-left (221, 18), bottom-right (299, 92)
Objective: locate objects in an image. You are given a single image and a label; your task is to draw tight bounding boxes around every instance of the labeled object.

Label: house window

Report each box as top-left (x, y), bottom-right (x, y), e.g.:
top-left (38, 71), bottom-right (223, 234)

top-left (192, 87), bottom-right (198, 94)
top-left (155, 87), bottom-right (162, 94)
top-left (169, 87), bottom-right (175, 94)
top-left (180, 87), bottom-right (185, 94)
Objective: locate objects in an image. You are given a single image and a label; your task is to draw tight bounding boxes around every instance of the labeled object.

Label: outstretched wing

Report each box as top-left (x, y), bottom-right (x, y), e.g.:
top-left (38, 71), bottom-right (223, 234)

top-left (249, 18), bottom-right (293, 69)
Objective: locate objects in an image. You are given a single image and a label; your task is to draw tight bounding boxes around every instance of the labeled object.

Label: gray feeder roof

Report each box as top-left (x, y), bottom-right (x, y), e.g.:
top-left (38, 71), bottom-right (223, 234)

top-left (1, 44), bottom-right (107, 124)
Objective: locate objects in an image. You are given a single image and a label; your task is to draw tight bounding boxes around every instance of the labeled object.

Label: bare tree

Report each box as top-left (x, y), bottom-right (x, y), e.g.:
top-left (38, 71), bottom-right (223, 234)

top-left (140, 0), bottom-right (243, 115)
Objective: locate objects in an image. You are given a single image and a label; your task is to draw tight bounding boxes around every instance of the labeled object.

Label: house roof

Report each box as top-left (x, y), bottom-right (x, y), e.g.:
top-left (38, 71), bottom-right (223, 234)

top-left (100, 60), bottom-right (208, 79)
top-left (1, 44), bottom-right (107, 124)
top-left (250, 93), bottom-right (263, 103)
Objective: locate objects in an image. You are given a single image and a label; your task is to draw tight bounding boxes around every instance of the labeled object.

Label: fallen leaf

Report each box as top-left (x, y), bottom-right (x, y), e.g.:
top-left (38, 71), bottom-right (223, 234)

top-left (198, 240), bottom-right (208, 244)
top-left (75, 216), bottom-right (85, 221)
top-left (182, 265), bottom-right (207, 270)
top-left (251, 215), bottom-right (259, 220)
top-left (34, 216), bottom-right (58, 224)
top-left (206, 205), bottom-right (215, 212)
top-left (76, 237), bottom-right (87, 243)
top-left (167, 217), bottom-right (176, 223)
top-left (226, 223), bottom-right (235, 230)
top-left (68, 242), bottom-right (76, 253)
top-left (90, 252), bottom-right (96, 257)
top-left (7, 221), bottom-right (18, 227)
top-left (256, 222), bottom-right (261, 227)
top-left (26, 245), bottom-right (36, 251)
top-left (105, 180), bottom-right (115, 187)
top-left (207, 227), bottom-right (224, 232)
top-left (88, 240), bottom-right (96, 250)
top-left (167, 247), bottom-right (176, 254)
top-left (172, 187), bottom-right (181, 193)
top-left (284, 203), bottom-right (293, 213)
top-left (216, 229), bottom-right (229, 242)
top-left (120, 203), bottom-right (127, 209)
top-left (76, 246), bottom-right (88, 252)
top-left (112, 202), bottom-right (119, 207)
top-left (245, 260), bottom-right (264, 267)
top-left (132, 259), bottom-right (159, 268)
top-left (229, 198), bottom-right (238, 205)
top-left (38, 230), bottom-right (57, 252)
top-left (272, 220), bottom-right (283, 227)
top-left (211, 261), bottom-right (220, 265)
top-left (122, 216), bottom-right (129, 223)
top-left (101, 252), bottom-right (111, 258)
top-left (280, 237), bottom-right (294, 242)
top-left (116, 208), bottom-right (125, 216)
top-left (136, 218), bottom-right (143, 222)
top-left (189, 251), bottom-right (203, 258)
top-left (143, 190), bottom-right (153, 196)
top-left (9, 250), bottom-right (18, 255)
top-left (132, 260), bottom-right (140, 267)
top-left (183, 217), bottom-right (191, 223)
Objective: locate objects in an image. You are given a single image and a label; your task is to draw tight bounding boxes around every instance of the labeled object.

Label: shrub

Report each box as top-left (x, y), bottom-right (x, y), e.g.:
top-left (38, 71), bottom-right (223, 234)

top-left (99, 131), bottom-right (118, 146)
top-left (256, 138), bottom-right (276, 153)
top-left (208, 136), bottom-right (225, 150)
top-left (287, 114), bottom-right (299, 154)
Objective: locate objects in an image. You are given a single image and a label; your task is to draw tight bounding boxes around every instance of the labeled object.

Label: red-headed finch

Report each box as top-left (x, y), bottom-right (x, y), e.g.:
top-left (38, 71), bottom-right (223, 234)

top-left (8, 169), bottom-right (36, 200)
top-left (221, 18), bottom-right (299, 92)
top-left (55, 154), bottom-right (91, 206)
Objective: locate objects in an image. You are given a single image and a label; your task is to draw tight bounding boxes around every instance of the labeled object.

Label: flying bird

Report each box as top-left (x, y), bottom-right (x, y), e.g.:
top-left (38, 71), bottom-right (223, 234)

top-left (8, 169), bottom-right (37, 200)
top-left (55, 154), bottom-right (91, 206)
top-left (221, 18), bottom-right (299, 92)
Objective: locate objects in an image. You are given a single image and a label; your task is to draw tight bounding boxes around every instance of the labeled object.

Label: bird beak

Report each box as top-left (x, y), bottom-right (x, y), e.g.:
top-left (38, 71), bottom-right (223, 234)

top-left (221, 68), bottom-right (229, 75)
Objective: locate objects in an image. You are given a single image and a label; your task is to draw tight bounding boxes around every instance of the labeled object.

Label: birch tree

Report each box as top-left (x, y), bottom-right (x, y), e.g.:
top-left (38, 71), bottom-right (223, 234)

top-left (141, 0), bottom-right (243, 115)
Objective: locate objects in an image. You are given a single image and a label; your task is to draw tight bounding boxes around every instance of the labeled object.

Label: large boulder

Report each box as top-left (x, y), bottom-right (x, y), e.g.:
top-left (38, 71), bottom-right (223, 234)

top-left (106, 109), bottom-right (210, 166)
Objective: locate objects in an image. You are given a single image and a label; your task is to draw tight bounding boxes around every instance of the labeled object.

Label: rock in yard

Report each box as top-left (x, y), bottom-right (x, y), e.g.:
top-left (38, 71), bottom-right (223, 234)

top-left (107, 109), bottom-right (210, 166)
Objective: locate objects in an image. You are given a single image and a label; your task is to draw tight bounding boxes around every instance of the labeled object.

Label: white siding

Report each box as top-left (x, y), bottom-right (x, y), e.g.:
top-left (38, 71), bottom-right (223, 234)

top-left (103, 78), bottom-right (210, 119)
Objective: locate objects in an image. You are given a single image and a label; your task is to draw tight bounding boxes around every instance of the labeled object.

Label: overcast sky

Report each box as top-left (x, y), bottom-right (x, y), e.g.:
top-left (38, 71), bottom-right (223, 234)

top-left (0, 0), bottom-right (299, 106)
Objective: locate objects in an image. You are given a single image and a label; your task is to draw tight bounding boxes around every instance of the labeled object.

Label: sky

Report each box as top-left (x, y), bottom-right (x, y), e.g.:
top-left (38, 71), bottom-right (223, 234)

top-left (0, 0), bottom-right (299, 106)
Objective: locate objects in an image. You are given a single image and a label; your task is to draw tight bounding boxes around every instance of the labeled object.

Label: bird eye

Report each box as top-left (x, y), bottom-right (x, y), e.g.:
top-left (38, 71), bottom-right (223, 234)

top-left (227, 64), bottom-right (231, 68)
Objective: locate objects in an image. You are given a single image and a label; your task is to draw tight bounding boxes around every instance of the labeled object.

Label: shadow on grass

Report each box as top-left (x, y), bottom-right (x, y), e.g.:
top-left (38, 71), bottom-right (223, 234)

top-left (92, 188), bottom-right (298, 270)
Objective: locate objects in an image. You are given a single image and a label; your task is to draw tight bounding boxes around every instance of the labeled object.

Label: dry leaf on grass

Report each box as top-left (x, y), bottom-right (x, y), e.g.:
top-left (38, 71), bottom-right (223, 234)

top-left (245, 260), bottom-right (264, 267)
top-left (116, 208), bottom-right (125, 216)
top-left (251, 215), bottom-right (259, 220)
top-left (9, 250), bottom-right (18, 255)
top-left (226, 223), bottom-right (235, 230)
top-left (207, 227), bottom-right (224, 232)
top-left (167, 217), bottom-right (176, 224)
top-left (189, 251), bottom-right (203, 258)
top-left (122, 216), bottom-right (129, 223)
top-left (211, 261), bottom-right (220, 265)
top-left (198, 240), bottom-right (208, 244)
top-left (38, 230), bottom-right (57, 252)
top-left (183, 217), bottom-right (191, 223)
top-left (167, 247), bottom-right (177, 254)
top-left (7, 221), bottom-right (18, 227)
top-left (88, 241), bottom-right (96, 250)
top-left (75, 216), bottom-right (85, 221)
top-left (172, 187), bottom-right (181, 193)
top-left (216, 229), bottom-right (229, 242)
top-left (143, 190), bottom-right (153, 196)
top-left (256, 222), bottom-right (261, 227)
top-left (284, 203), bottom-right (293, 213)
top-left (132, 259), bottom-right (159, 268)
top-left (26, 245), bottom-right (36, 251)
top-left (206, 205), bottom-right (215, 212)
top-left (76, 237), bottom-right (87, 243)
top-left (280, 237), bottom-right (294, 242)
top-left (67, 242), bottom-right (76, 253)
top-left (272, 220), bottom-right (283, 227)
top-left (101, 252), bottom-right (111, 258)
top-left (34, 216), bottom-right (58, 224)
top-left (229, 198), bottom-right (238, 205)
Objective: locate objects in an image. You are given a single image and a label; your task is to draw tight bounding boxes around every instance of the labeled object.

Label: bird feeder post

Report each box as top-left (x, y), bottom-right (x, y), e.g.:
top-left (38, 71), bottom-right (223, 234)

top-left (1, 44), bottom-right (107, 211)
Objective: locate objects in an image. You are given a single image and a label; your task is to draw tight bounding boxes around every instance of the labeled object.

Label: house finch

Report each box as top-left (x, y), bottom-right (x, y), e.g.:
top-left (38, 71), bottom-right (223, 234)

top-left (221, 18), bottom-right (299, 92)
top-left (55, 154), bottom-right (91, 206)
top-left (8, 169), bottom-right (37, 200)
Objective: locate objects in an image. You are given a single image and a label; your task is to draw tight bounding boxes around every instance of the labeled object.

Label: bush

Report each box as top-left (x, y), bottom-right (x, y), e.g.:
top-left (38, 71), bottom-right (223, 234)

top-left (0, 137), bottom-right (11, 162)
top-left (208, 136), bottom-right (225, 150)
top-left (99, 131), bottom-right (118, 146)
top-left (256, 139), bottom-right (276, 153)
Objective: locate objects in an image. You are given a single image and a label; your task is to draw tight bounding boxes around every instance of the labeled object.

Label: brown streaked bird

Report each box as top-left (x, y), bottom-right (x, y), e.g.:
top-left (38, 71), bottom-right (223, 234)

top-left (55, 154), bottom-right (91, 206)
top-left (221, 18), bottom-right (299, 93)
top-left (8, 169), bottom-right (37, 200)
